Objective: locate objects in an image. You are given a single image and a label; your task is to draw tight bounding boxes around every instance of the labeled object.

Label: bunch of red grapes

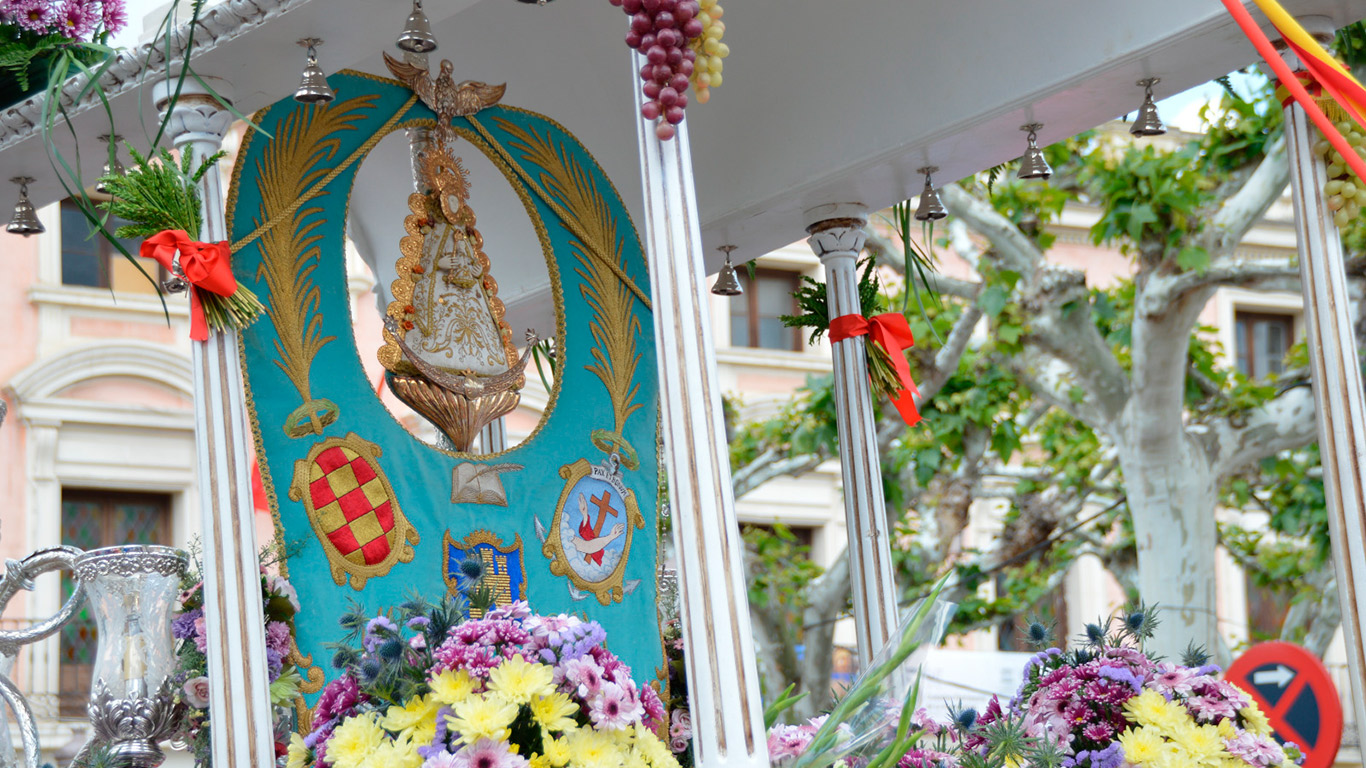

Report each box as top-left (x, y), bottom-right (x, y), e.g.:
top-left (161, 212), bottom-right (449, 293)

top-left (610, 0), bottom-right (705, 140)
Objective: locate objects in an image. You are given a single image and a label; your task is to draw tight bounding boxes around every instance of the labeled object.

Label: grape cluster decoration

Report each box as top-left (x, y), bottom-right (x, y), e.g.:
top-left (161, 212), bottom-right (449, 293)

top-left (1315, 122), bottom-right (1366, 229)
top-left (611, 0), bottom-right (705, 140)
top-left (689, 0), bottom-right (728, 105)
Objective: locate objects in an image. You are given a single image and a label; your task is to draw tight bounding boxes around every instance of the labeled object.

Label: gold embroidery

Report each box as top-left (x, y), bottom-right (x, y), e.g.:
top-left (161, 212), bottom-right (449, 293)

top-left (249, 96), bottom-right (377, 437)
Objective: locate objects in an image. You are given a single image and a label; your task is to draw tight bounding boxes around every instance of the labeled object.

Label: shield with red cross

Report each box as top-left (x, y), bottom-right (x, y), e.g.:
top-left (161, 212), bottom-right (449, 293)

top-left (289, 433), bottom-right (420, 589)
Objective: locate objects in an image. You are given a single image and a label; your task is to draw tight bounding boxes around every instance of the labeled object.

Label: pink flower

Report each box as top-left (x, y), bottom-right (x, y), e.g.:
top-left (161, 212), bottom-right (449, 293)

top-left (410, 633), bottom-right (427, 650)
top-left (54, 0), bottom-right (95, 40)
top-left (588, 681), bottom-right (644, 730)
top-left (451, 738), bottom-right (528, 768)
top-left (1152, 663), bottom-right (1197, 696)
top-left (640, 684), bottom-right (666, 728)
top-left (265, 621), bottom-right (293, 657)
top-left (767, 723), bottom-right (816, 761)
top-left (271, 576), bottom-right (301, 612)
top-left (561, 656), bottom-right (605, 699)
top-left (13, 0), bottom-right (53, 33)
top-left (99, 0), bottom-right (125, 33)
top-left (182, 676), bottom-right (211, 709)
top-left (670, 708), bottom-right (692, 740)
top-left (421, 752), bottom-right (459, 768)
top-left (192, 616), bottom-right (209, 654)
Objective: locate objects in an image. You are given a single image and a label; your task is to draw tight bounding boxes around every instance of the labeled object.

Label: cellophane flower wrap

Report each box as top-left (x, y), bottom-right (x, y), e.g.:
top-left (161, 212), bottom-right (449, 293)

top-left (173, 551), bottom-right (303, 766)
top-left (286, 595), bottom-right (677, 768)
top-left (768, 606), bottom-right (1308, 768)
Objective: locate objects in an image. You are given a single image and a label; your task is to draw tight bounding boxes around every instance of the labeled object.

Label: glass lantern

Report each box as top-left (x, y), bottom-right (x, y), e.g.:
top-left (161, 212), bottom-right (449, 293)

top-left (74, 545), bottom-right (187, 768)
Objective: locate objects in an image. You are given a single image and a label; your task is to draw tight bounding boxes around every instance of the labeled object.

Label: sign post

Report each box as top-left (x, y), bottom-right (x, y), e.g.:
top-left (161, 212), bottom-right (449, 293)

top-left (1226, 642), bottom-right (1343, 768)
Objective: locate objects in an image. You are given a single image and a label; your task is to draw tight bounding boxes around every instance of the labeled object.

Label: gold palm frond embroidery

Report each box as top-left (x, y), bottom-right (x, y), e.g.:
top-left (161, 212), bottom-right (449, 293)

top-left (491, 117), bottom-right (642, 435)
top-left (252, 97), bottom-right (377, 403)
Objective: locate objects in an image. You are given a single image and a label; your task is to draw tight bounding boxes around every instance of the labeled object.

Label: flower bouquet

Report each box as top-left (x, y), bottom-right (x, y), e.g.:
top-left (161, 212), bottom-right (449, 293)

top-left (173, 550), bottom-right (304, 765)
top-left (961, 609), bottom-right (1303, 768)
top-left (285, 592), bottom-right (677, 768)
top-left (0, 0), bottom-right (127, 107)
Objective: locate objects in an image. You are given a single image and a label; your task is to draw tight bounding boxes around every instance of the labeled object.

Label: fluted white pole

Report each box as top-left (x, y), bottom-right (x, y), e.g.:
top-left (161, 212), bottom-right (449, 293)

top-left (1278, 19), bottom-right (1366, 734)
top-left (156, 76), bottom-right (276, 768)
top-left (804, 208), bottom-right (900, 664)
top-left (632, 53), bottom-right (769, 768)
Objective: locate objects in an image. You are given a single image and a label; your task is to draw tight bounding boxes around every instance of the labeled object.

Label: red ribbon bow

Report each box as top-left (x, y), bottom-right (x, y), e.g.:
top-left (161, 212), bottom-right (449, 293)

top-left (829, 312), bottom-right (922, 426)
top-left (140, 230), bottom-right (237, 341)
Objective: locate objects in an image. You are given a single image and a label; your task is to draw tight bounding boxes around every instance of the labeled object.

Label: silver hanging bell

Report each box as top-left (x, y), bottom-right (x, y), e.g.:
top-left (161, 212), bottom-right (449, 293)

top-left (1017, 123), bottom-right (1052, 181)
top-left (294, 39), bottom-right (335, 104)
top-left (162, 251), bottom-right (189, 294)
top-left (1130, 78), bottom-right (1166, 137)
top-left (95, 134), bottom-right (124, 196)
top-left (7, 177), bottom-right (43, 236)
top-left (914, 166), bottom-right (947, 221)
top-left (397, 0), bottom-right (438, 53)
top-left (711, 245), bottom-right (743, 296)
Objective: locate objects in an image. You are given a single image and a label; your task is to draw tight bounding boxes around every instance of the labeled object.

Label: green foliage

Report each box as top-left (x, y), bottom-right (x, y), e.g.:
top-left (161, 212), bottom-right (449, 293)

top-left (99, 144), bottom-right (225, 238)
top-left (1083, 141), bottom-right (1210, 258)
top-left (781, 256), bottom-right (883, 345)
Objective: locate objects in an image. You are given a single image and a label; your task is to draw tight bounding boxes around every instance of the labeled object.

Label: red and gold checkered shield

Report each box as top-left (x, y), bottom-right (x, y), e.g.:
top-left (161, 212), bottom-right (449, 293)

top-left (289, 433), bottom-right (419, 589)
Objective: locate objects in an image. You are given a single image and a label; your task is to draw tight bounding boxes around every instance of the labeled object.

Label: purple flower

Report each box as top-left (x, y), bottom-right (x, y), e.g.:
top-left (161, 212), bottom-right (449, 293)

top-left (313, 675), bottom-right (361, 723)
top-left (265, 620), bottom-right (293, 657)
top-left (406, 616), bottom-right (431, 631)
top-left (54, 0), bottom-right (95, 40)
top-left (588, 681), bottom-right (643, 730)
top-left (13, 0), bottom-right (53, 33)
top-left (265, 648), bottom-right (285, 681)
top-left (99, 0), bottom-right (125, 33)
top-left (1097, 665), bottom-right (1142, 693)
top-left (173, 608), bottom-right (203, 640)
top-left (640, 683), bottom-right (666, 729)
top-left (364, 615), bottom-right (399, 652)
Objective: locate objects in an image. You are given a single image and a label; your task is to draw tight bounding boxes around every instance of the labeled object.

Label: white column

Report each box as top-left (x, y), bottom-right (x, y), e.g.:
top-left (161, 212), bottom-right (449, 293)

top-left (1279, 20), bottom-right (1366, 732)
top-left (633, 54), bottom-right (769, 768)
top-left (477, 419), bottom-right (507, 453)
top-left (804, 208), bottom-right (900, 665)
top-left (156, 77), bottom-right (276, 768)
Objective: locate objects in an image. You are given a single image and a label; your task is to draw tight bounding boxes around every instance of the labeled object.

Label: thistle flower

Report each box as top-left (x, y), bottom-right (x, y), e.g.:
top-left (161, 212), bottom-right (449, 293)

top-left (1181, 642), bottom-right (1211, 668)
top-left (1023, 617), bottom-right (1053, 648)
top-left (948, 703), bottom-right (978, 732)
top-left (459, 557), bottom-right (486, 583)
top-left (1081, 620), bottom-right (1108, 648)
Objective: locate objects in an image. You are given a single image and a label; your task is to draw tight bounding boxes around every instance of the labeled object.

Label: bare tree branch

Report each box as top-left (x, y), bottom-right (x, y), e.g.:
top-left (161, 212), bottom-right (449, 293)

top-left (1201, 135), bottom-right (1290, 256)
top-left (1158, 258), bottom-right (1302, 303)
top-left (941, 185), bottom-right (1044, 278)
top-left (1204, 385), bottom-right (1319, 477)
top-left (733, 449), bottom-right (828, 500)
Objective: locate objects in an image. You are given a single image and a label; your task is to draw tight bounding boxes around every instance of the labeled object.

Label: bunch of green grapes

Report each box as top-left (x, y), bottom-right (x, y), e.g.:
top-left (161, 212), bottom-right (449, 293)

top-left (1314, 122), bottom-right (1366, 229)
top-left (689, 0), bottom-right (728, 104)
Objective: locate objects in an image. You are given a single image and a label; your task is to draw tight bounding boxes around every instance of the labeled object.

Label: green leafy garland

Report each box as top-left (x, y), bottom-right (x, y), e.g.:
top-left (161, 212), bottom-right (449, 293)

top-left (780, 255), bottom-right (906, 406)
top-left (98, 145), bottom-right (264, 333)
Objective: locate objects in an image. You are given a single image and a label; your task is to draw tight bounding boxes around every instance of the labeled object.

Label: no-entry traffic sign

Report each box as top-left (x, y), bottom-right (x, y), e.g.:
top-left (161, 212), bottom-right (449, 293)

top-left (1226, 641), bottom-right (1343, 768)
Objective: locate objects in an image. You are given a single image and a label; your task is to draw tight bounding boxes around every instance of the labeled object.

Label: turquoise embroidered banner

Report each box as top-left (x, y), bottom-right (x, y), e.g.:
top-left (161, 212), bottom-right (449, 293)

top-left (226, 70), bottom-right (663, 705)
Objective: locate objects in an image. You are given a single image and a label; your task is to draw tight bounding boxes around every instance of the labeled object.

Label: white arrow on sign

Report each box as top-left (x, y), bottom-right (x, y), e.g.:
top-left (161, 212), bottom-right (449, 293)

top-left (1253, 665), bottom-right (1296, 688)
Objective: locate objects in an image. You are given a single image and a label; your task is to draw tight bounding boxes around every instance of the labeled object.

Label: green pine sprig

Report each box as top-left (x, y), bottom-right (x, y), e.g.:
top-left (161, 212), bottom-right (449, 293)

top-left (97, 144), bottom-right (264, 335)
top-left (780, 255), bottom-right (907, 407)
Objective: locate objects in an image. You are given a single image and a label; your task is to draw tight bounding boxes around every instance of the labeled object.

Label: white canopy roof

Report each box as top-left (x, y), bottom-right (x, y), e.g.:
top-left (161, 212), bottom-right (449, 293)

top-left (1, 0), bottom-right (1360, 334)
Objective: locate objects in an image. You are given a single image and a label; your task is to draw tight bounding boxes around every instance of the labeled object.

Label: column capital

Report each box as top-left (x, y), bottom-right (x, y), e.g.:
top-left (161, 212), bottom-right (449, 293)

top-left (807, 223), bottom-right (867, 263)
top-left (154, 75), bottom-right (235, 147)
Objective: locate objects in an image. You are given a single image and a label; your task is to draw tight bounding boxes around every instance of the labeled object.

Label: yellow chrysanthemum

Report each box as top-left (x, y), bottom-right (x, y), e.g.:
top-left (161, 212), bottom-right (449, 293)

top-left (1173, 723), bottom-right (1226, 766)
top-left (447, 693), bottom-right (520, 742)
top-left (1120, 725), bottom-right (1168, 766)
top-left (529, 756), bottom-right (554, 768)
top-left (323, 713), bottom-right (385, 768)
top-left (286, 732), bottom-right (311, 768)
top-left (489, 654), bottom-right (557, 704)
top-left (541, 731), bottom-right (573, 768)
top-left (1124, 690), bottom-right (1170, 728)
top-left (531, 691), bottom-right (580, 732)
top-left (1241, 705), bottom-right (1272, 736)
top-left (633, 723), bottom-right (680, 768)
top-left (566, 727), bottom-right (625, 767)
top-left (381, 694), bottom-right (439, 736)
top-left (368, 734), bottom-right (422, 768)
top-left (1216, 719), bottom-right (1238, 740)
top-left (430, 669), bottom-right (478, 706)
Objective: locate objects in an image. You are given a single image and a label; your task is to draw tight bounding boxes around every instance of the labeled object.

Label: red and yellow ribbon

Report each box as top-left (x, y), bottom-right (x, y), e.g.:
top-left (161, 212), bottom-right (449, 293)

top-left (1221, 0), bottom-right (1366, 184)
top-left (140, 229), bottom-right (238, 341)
top-left (829, 312), bottom-right (922, 426)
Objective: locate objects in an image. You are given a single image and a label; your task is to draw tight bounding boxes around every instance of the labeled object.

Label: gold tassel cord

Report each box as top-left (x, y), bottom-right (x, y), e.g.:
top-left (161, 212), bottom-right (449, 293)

top-left (489, 117), bottom-right (644, 439)
top-left (466, 115), bottom-right (652, 313)
top-left (232, 95), bottom-right (419, 255)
